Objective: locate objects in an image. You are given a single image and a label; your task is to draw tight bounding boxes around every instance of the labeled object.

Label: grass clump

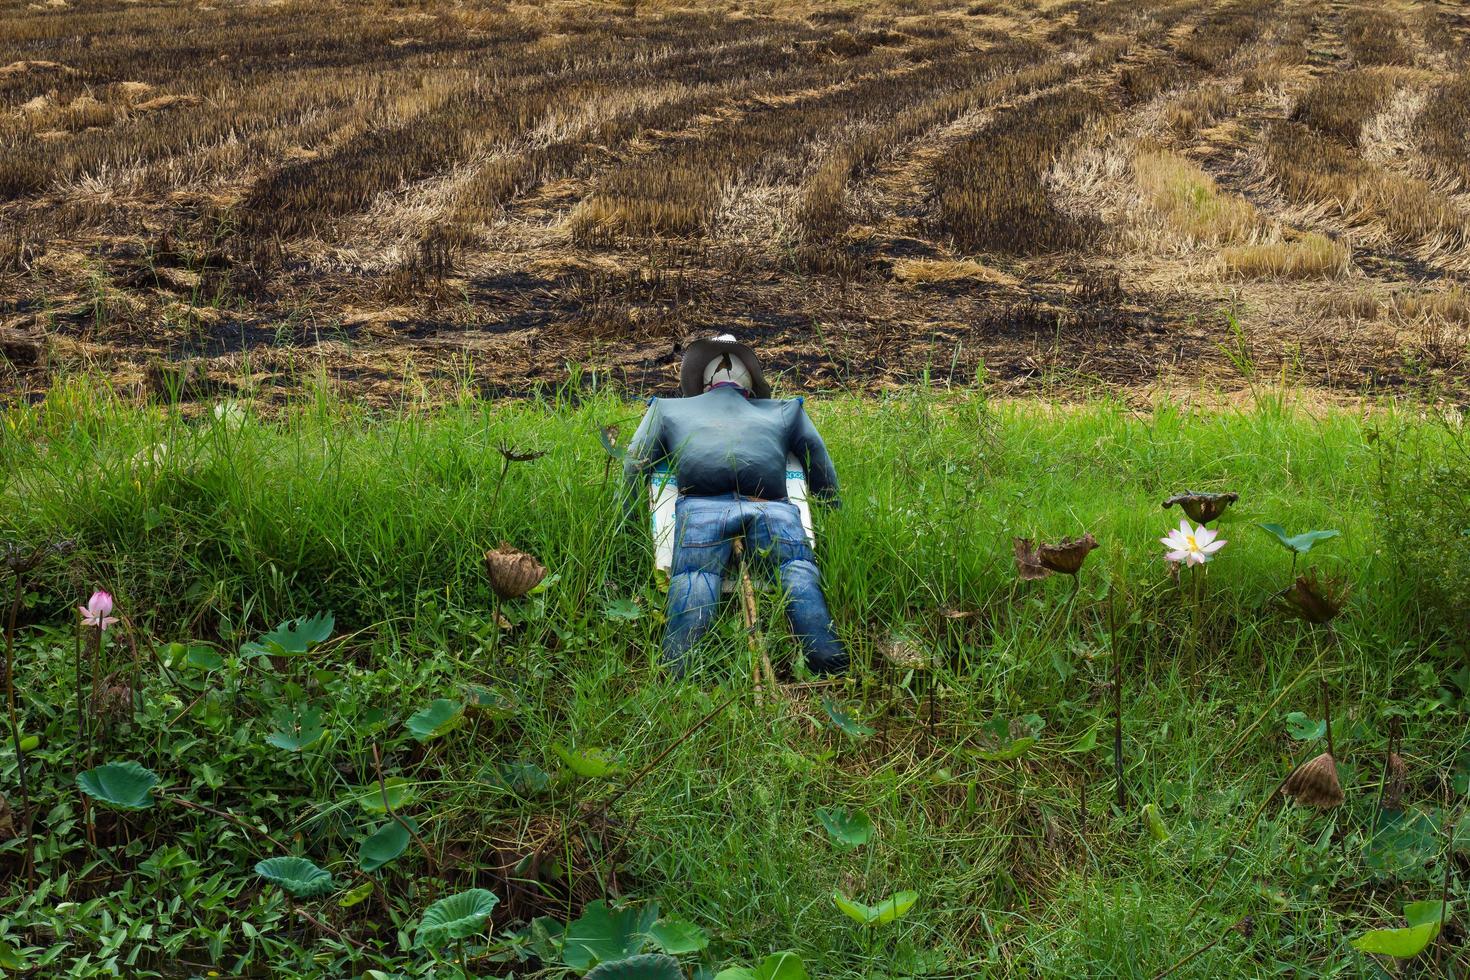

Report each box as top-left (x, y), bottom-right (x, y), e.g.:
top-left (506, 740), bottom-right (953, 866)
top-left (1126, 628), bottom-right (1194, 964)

top-left (1, 379), bottom-right (1468, 976)
top-left (1134, 147), bottom-right (1260, 246)
top-left (1220, 232), bottom-right (1351, 280)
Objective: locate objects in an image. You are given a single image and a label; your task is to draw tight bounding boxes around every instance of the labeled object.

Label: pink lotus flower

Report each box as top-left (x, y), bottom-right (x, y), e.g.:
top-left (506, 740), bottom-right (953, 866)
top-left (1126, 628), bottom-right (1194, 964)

top-left (1161, 520), bottom-right (1226, 567)
top-left (79, 591), bottom-right (119, 630)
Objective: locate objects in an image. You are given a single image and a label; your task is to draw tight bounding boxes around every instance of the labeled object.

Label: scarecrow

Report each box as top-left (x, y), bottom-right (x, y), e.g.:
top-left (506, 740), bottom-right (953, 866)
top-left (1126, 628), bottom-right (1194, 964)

top-left (622, 334), bottom-right (848, 677)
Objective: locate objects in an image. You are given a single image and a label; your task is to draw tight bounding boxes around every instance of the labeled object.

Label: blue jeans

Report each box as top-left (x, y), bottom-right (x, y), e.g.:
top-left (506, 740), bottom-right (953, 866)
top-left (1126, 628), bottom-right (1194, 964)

top-left (665, 493), bottom-right (847, 676)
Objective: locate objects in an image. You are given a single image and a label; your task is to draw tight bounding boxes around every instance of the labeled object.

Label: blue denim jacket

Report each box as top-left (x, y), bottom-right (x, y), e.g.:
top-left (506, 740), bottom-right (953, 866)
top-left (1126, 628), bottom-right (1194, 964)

top-left (621, 386), bottom-right (839, 511)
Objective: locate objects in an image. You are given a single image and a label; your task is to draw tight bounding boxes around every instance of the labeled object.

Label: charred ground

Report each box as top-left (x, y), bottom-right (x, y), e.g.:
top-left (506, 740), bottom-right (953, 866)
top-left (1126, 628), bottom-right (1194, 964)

top-left (2, 0), bottom-right (1469, 405)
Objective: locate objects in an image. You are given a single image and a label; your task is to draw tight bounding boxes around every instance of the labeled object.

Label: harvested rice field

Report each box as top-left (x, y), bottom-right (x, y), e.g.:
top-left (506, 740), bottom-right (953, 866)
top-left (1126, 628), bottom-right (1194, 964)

top-left (2, 0), bottom-right (1469, 405)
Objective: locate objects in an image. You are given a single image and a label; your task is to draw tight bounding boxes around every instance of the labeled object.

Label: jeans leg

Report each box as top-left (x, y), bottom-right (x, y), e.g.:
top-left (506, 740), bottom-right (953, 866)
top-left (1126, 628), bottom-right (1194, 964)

top-left (664, 496), bottom-right (735, 675)
top-left (749, 502), bottom-right (848, 675)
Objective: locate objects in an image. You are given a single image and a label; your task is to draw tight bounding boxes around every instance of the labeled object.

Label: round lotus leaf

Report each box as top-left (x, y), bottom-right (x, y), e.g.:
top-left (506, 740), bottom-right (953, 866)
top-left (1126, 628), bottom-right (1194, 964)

top-left (76, 761), bottom-right (158, 811)
top-left (350, 777), bottom-right (414, 814)
top-left (358, 818), bottom-right (413, 872)
top-left (586, 953), bottom-right (684, 980)
top-left (405, 699), bottom-right (465, 742)
top-left (415, 888), bottom-right (500, 947)
top-left (253, 856), bottom-right (335, 898)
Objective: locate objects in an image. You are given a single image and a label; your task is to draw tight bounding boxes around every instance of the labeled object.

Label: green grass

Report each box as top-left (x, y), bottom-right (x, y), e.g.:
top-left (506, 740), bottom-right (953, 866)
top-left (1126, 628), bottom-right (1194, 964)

top-left (0, 378), bottom-right (1466, 977)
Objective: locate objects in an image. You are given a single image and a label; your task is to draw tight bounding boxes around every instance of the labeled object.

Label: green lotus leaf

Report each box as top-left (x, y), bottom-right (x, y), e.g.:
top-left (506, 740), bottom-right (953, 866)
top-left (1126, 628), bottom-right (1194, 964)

top-left (415, 888), bottom-right (500, 948)
top-left (359, 817), bottom-right (415, 872)
top-left (553, 743), bottom-right (621, 779)
top-left (405, 699), bottom-right (465, 742)
top-left (815, 807), bottom-right (873, 848)
top-left (833, 890), bottom-right (918, 926)
top-left (1351, 901), bottom-right (1446, 958)
top-left (821, 697), bottom-right (875, 739)
top-left (1283, 711), bottom-right (1327, 741)
top-left (494, 760), bottom-right (551, 795)
top-left (266, 704), bottom-right (327, 752)
top-left (1257, 524), bottom-right (1340, 554)
top-left (241, 612), bottom-right (334, 658)
top-left (586, 953), bottom-right (683, 980)
top-left (714, 951), bottom-right (810, 980)
top-left (1366, 809), bottom-right (1440, 875)
top-left (562, 899), bottom-right (659, 970)
top-left (254, 856), bottom-right (334, 898)
top-left (603, 597), bottom-right (642, 621)
top-left (647, 916), bottom-right (709, 954)
top-left (349, 777), bottom-right (414, 814)
top-left (76, 761), bottom-right (157, 811)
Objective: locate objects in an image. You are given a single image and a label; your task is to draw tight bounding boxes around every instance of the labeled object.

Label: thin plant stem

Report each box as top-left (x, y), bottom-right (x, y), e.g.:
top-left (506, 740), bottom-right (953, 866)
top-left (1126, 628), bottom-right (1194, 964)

top-left (1152, 916), bottom-right (1250, 980)
top-left (372, 742), bottom-right (438, 896)
top-left (87, 626), bottom-right (102, 767)
top-left (164, 795), bottom-right (289, 852)
top-left (74, 620), bottom-right (84, 772)
top-left (1320, 675), bottom-right (1335, 760)
top-left (1109, 589), bottom-right (1124, 809)
top-left (4, 573), bottom-right (34, 888)
top-left (1181, 767), bottom-right (1295, 928)
top-left (489, 456), bottom-right (511, 514)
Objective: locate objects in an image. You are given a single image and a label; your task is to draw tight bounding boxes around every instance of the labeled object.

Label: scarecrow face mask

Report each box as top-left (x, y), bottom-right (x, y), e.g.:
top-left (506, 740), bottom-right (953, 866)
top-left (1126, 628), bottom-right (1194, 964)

top-left (703, 352), bottom-right (753, 392)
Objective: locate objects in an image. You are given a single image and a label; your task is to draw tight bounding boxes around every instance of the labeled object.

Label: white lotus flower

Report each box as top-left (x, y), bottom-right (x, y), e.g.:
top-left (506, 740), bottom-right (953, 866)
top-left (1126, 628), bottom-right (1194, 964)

top-left (1161, 519), bottom-right (1226, 566)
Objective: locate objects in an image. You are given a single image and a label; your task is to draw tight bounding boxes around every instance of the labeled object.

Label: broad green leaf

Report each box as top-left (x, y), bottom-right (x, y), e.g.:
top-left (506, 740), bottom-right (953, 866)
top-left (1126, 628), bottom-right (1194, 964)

top-left (603, 597), bottom-right (642, 621)
top-left (1366, 809), bottom-right (1440, 875)
top-left (1284, 711), bottom-right (1327, 741)
top-left (1257, 524), bottom-right (1340, 554)
top-left (183, 646), bottom-right (224, 672)
top-left (405, 699), bottom-right (465, 742)
top-left (562, 900), bottom-right (659, 970)
top-left (821, 697), bottom-right (875, 739)
top-left (971, 737), bottom-right (1036, 762)
top-left (553, 743), bottom-right (620, 779)
top-left (832, 890), bottom-right (918, 926)
top-left (1142, 803), bottom-right (1170, 842)
top-left (415, 888), bottom-right (500, 948)
top-left (648, 917), bottom-right (709, 954)
top-left (77, 761), bottom-right (157, 810)
top-left (495, 760), bottom-right (552, 795)
top-left (1351, 900), bottom-right (1445, 959)
top-left (349, 777), bottom-right (414, 814)
top-left (359, 818), bottom-right (415, 872)
top-left (1404, 900), bottom-right (1447, 928)
top-left (466, 686), bottom-right (522, 721)
top-left (254, 856), bottom-right (334, 898)
top-left (0, 939), bottom-right (25, 970)
top-left (586, 953), bottom-right (683, 980)
top-left (18, 734), bottom-right (39, 752)
top-left (815, 807), bottom-right (874, 848)
top-left (527, 916), bottom-right (565, 963)
top-left (1063, 726), bottom-right (1099, 753)
top-left (832, 892), bottom-right (871, 924)
top-left (338, 881), bottom-right (374, 908)
top-left (870, 890), bottom-right (918, 925)
top-left (241, 612), bottom-right (334, 658)
top-left (756, 953), bottom-right (810, 980)
top-left (714, 952), bottom-right (809, 980)
top-left (266, 704), bottom-right (327, 752)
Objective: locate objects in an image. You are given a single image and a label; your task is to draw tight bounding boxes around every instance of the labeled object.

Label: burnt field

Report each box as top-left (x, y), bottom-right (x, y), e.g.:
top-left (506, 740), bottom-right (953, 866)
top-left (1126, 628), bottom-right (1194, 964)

top-left (2, 0), bottom-right (1469, 405)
